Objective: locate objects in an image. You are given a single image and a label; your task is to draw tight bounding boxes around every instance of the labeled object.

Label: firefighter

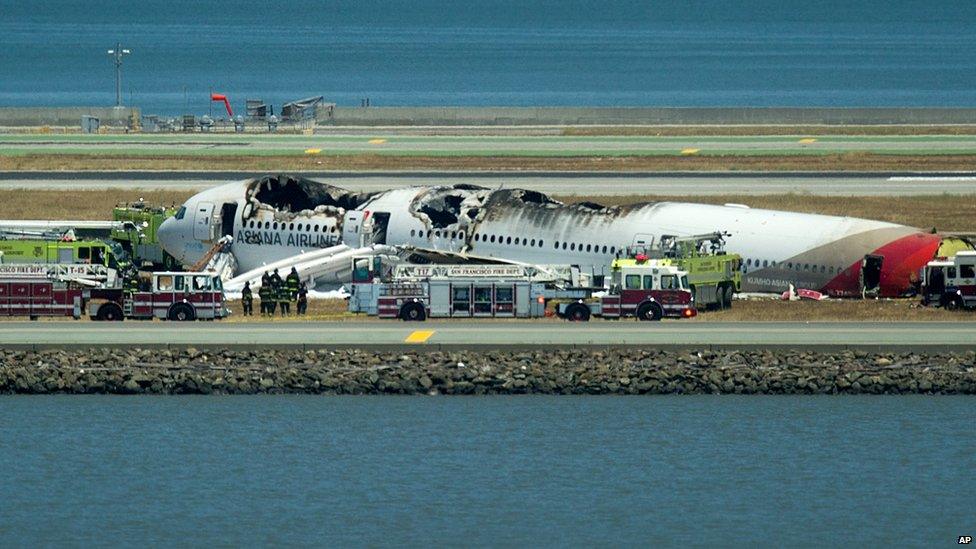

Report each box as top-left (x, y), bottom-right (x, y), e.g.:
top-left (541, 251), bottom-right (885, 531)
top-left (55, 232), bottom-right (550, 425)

top-left (258, 280), bottom-right (270, 316)
top-left (277, 276), bottom-right (291, 316)
top-left (241, 281), bottom-right (253, 316)
top-left (286, 267), bottom-right (300, 301)
top-left (297, 281), bottom-right (308, 315)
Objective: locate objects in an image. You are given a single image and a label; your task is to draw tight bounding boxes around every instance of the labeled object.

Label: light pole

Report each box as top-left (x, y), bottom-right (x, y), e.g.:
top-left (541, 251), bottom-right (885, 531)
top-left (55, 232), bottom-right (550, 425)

top-left (107, 42), bottom-right (131, 107)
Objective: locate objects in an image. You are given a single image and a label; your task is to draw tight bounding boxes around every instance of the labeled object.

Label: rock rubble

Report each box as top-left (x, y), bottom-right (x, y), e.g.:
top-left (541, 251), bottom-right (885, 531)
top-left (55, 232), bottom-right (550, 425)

top-left (1, 348), bottom-right (974, 395)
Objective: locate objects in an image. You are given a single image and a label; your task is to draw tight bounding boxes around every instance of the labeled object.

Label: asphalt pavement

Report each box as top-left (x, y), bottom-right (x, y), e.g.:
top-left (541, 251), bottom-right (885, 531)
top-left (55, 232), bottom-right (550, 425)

top-left (1, 321), bottom-right (974, 351)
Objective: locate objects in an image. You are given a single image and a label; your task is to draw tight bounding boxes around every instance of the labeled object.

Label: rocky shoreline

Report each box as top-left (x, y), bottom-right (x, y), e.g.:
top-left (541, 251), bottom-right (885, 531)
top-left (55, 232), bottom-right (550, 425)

top-left (1, 348), bottom-right (974, 395)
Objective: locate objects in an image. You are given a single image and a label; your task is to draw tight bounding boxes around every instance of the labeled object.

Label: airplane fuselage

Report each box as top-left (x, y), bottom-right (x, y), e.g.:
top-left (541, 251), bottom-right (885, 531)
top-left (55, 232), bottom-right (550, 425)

top-left (158, 177), bottom-right (950, 297)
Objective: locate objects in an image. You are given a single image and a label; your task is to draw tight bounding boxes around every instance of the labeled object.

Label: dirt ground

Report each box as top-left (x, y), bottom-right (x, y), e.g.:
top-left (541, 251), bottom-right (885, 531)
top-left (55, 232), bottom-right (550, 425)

top-left (5, 152), bottom-right (976, 172)
top-left (1, 190), bottom-right (973, 233)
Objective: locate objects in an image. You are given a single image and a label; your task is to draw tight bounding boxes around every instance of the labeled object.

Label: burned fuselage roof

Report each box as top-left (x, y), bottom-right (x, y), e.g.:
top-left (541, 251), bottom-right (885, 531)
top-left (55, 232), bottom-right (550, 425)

top-left (245, 174), bottom-right (378, 214)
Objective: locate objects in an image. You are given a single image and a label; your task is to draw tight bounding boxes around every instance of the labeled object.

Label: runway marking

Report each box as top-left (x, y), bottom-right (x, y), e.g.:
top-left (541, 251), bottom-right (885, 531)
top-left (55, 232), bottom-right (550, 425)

top-left (680, 148), bottom-right (700, 155)
top-left (405, 330), bottom-right (435, 343)
top-left (368, 139), bottom-right (388, 145)
top-left (888, 176), bottom-right (976, 181)
top-left (798, 138), bottom-right (817, 144)
top-left (304, 148), bottom-right (322, 154)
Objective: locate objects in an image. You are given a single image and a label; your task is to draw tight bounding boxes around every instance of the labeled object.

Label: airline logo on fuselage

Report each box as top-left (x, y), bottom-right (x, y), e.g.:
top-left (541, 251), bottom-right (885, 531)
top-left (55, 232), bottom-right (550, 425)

top-left (235, 229), bottom-right (337, 248)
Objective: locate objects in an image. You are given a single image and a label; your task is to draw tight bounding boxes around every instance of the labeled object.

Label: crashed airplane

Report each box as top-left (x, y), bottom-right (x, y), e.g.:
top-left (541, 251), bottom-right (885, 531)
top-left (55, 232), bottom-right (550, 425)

top-left (157, 174), bottom-right (970, 297)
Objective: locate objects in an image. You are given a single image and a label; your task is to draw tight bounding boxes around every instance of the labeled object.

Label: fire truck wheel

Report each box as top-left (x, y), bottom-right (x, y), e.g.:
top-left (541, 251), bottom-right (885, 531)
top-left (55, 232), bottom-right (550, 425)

top-left (400, 302), bottom-right (427, 321)
top-left (723, 285), bottom-right (735, 309)
top-left (564, 303), bottom-right (590, 322)
top-left (636, 302), bottom-right (663, 321)
top-left (168, 303), bottom-right (196, 321)
top-left (944, 293), bottom-right (964, 311)
top-left (96, 304), bottom-right (124, 322)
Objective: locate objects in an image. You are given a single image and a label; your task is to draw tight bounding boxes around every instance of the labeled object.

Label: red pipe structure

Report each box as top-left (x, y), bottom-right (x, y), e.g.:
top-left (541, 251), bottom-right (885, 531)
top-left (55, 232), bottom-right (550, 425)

top-left (210, 93), bottom-right (233, 117)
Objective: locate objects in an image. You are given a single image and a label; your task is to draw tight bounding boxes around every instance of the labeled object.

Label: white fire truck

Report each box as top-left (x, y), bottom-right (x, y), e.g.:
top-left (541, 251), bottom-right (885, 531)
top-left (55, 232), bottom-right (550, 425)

top-left (346, 256), bottom-right (696, 321)
top-left (920, 251), bottom-right (976, 310)
top-left (0, 264), bottom-right (226, 321)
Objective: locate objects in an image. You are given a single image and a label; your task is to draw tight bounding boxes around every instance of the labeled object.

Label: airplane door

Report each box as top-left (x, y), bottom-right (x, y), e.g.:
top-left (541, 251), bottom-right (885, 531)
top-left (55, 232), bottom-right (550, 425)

top-left (194, 202), bottom-right (215, 241)
top-left (632, 233), bottom-right (655, 252)
top-left (342, 211), bottom-right (364, 247)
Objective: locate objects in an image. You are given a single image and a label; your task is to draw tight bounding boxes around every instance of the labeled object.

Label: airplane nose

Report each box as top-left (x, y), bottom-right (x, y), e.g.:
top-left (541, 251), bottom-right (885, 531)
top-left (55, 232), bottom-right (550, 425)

top-left (157, 217), bottom-right (181, 260)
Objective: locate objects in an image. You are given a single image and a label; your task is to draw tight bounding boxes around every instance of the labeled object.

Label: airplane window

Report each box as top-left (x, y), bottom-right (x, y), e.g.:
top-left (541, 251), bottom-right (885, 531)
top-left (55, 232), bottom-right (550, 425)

top-left (602, 245), bottom-right (607, 254)
top-left (452, 231), bottom-right (458, 239)
top-left (803, 264), bottom-right (809, 271)
top-left (746, 259), bottom-right (751, 266)
top-left (314, 224), bottom-right (319, 232)
top-left (273, 222), bottom-right (279, 230)
top-left (570, 243), bottom-right (576, 251)
top-left (787, 262), bottom-right (792, 269)
top-left (289, 223), bottom-right (294, 231)
top-left (820, 265), bottom-right (826, 273)
top-left (554, 241), bottom-right (559, 249)
top-left (514, 237), bottom-right (520, 245)
top-left (435, 230), bottom-right (441, 238)
top-left (586, 244), bottom-right (591, 252)
top-left (531, 239), bottom-right (537, 246)
top-left (763, 260), bottom-right (769, 267)
top-left (490, 235), bottom-right (496, 243)
top-left (829, 266), bottom-right (835, 274)
top-left (331, 226), bottom-right (337, 233)
top-left (562, 242), bottom-right (568, 250)
top-left (474, 234), bottom-right (480, 241)
top-left (578, 243), bottom-right (583, 251)
top-left (506, 237), bottom-right (512, 245)
top-left (610, 246), bottom-right (615, 254)
top-left (459, 231), bottom-right (465, 240)
top-left (410, 229), bottom-right (415, 237)
top-left (264, 221), bottom-right (270, 229)
top-left (538, 240), bottom-right (544, 247)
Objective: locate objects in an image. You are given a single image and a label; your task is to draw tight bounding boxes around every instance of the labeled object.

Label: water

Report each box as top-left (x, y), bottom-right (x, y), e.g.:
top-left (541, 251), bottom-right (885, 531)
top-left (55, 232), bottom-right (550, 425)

top-left (1, 1), bottom-right (976, 114)
top-left (0, 396), bottom-right (972, 546)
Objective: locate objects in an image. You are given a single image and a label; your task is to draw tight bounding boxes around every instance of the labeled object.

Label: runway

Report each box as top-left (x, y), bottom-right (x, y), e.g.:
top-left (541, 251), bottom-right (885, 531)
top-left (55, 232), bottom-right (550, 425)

top-left (3, 171), bottom-right (976, 196)
top-left (2, 321), bottom-right (974, 351)
top-left (2, 133), bottom-right (975, 156)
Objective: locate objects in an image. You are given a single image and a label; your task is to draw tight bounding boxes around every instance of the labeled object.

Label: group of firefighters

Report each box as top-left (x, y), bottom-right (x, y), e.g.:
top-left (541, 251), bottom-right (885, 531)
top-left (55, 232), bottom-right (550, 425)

top-left (239, 267), bottom-right (309, 317)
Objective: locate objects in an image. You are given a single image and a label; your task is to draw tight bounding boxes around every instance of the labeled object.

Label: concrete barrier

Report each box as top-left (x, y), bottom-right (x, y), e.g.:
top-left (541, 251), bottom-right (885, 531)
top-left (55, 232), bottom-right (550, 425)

top-left (0, 107), bottom-right (140, 128)
top-left (319, 106), bottom-right (976, 126)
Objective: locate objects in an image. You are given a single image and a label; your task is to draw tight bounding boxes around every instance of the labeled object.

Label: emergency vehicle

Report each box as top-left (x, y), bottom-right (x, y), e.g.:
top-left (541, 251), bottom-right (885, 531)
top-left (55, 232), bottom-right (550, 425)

top-left (0, 264), bottom-right (226, 321)
top-left (0, 236), bottom-right (120, 268)
top-left (629, 232), bottom-right (741, 310)
top-left (91, 271), bottom-right (227, 321)
top-left (919, 251), bottom-right (976, 310)
top-left (346, 257), bottom-right (696, 321)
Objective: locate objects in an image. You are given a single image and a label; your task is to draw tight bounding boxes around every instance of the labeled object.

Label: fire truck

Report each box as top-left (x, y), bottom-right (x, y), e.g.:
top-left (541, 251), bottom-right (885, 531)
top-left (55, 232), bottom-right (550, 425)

top-left (919, 251), bottom-right (976, 310)
top-left (0, 264), bottom-right (227, 321)
top-left (346, 257), bottom-right (696, 321)
top-left (629, 232), bottom-right (741, 310)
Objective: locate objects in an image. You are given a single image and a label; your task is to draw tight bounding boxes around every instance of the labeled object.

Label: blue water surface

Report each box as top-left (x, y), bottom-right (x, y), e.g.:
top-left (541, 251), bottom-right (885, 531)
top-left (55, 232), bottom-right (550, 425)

top-left (1, 1), bottom-right (975, 113)
top-left (0, 395), bottom-right (972, 546)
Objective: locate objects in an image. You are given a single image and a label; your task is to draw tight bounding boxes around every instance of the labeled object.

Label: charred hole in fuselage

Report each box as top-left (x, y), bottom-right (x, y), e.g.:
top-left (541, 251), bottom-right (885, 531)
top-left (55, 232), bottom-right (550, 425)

top-left (575, 201), bottom-right (607, 211)
top-left (247, 174), bottom-right (377, 214)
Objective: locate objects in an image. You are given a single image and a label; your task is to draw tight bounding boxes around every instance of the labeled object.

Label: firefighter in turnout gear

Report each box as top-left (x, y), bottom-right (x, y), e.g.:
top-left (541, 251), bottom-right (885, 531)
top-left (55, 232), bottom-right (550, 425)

top-left (297, 281), bottom-right (308, 315)
top-left (286, 267), bottom-right (300, 299)
top-left (259, 271), bottom-right (272, 315)
top-left (241, 281), bottom-right (253, 316)
top-left (269, 269), bottom-right (282, 315)
top-left (277, 276), bottom-right (291, 316)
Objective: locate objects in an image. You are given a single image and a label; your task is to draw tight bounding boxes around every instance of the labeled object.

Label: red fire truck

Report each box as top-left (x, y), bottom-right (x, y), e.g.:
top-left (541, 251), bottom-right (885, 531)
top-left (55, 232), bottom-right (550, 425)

top-left (557, 256), bottom-right (697, 321)
top-left (0, 265), bottom-right (226, 321)
top-left (91, 271), bottom-right (227, 321)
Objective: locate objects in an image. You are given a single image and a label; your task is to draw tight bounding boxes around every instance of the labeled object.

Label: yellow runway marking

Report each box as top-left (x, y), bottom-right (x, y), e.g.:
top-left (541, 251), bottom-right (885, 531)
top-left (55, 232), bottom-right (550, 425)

top-left (405, 330), bottom-right (435, 343)
top-left (304, 148), bottom-right (322, 154)
top-left (368, 138), bottom-right (387, 145)
top-left (680, 148), bottom-right (700, 155)
top-left (798, 138), bottom-right (817, 144)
